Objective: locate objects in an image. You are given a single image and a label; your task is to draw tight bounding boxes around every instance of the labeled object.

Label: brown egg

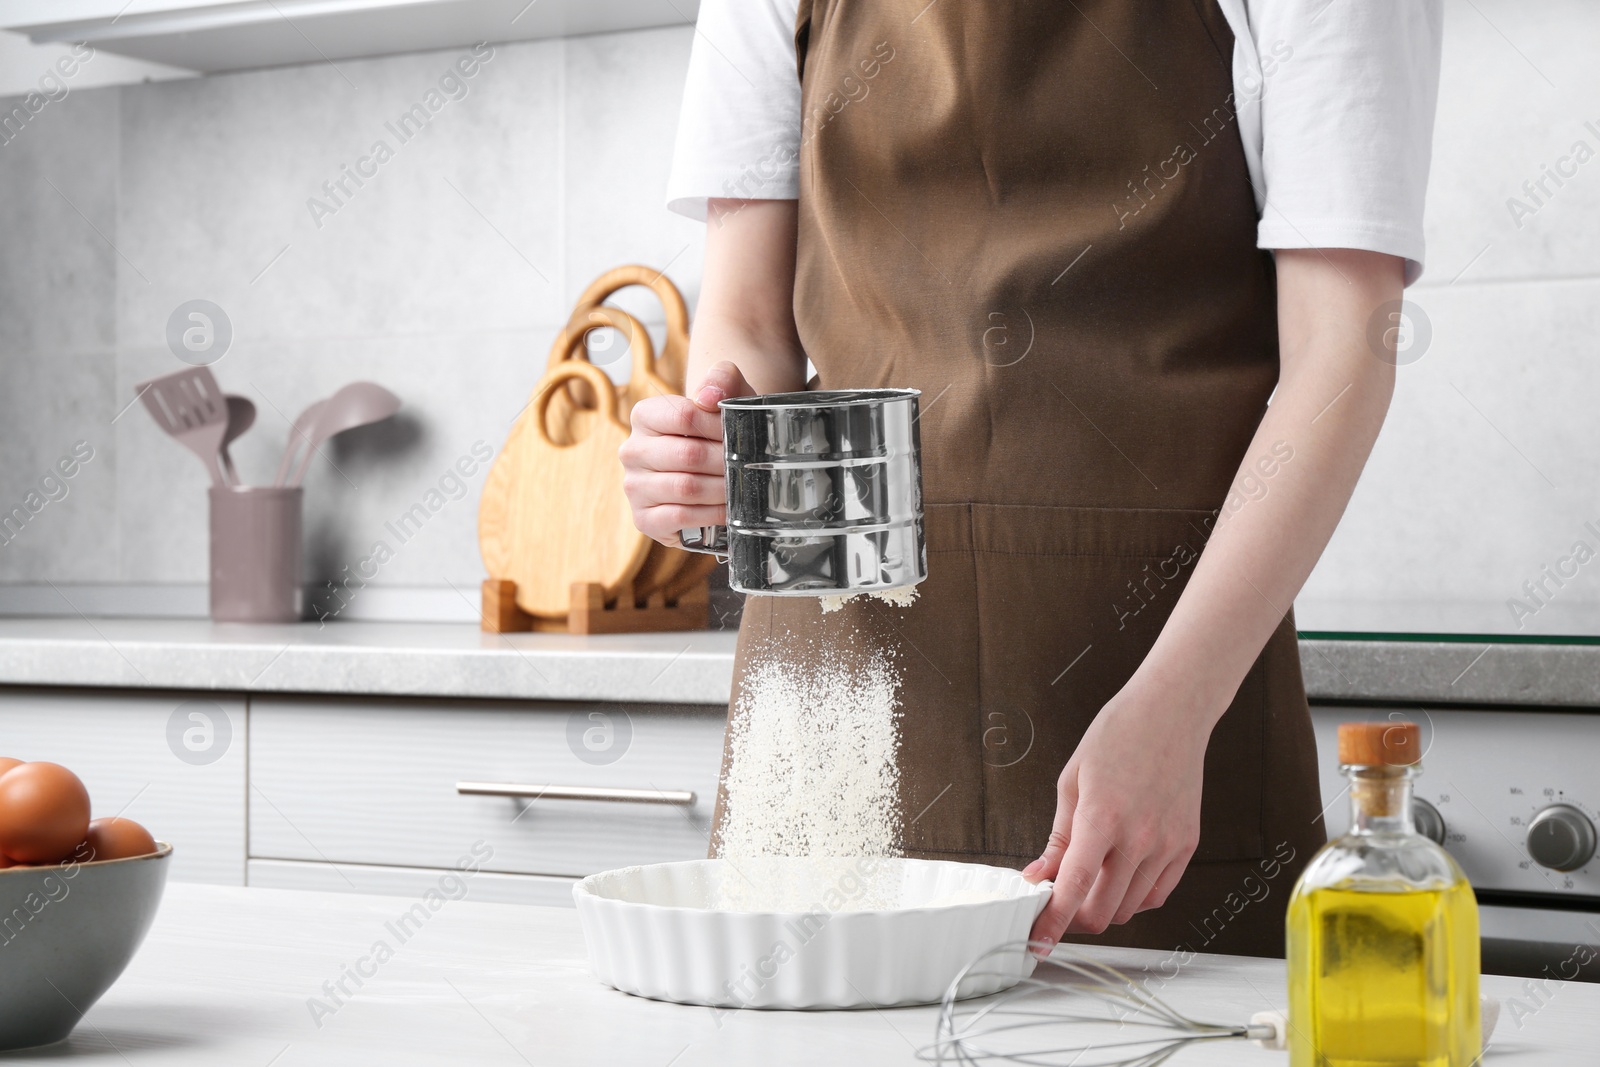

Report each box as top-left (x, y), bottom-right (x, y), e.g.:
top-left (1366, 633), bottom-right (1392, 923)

top-left (0, 757), bottom-right (22, 777)
top-left (0, 762), bottom-right (91, 864)
top-left (81, 817), bottom-right (158, 862)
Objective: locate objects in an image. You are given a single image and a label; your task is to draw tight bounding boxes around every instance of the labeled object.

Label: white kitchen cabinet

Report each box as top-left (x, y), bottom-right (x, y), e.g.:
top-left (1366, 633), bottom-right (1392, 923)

top-left (247, 858), bottom-right (578, 907)
top-left (0, 687), bottom-right (246, 885)
top-left (248, 697), bottom-right (726, 879)
top-left (0, 0), bottom-right (698, 75)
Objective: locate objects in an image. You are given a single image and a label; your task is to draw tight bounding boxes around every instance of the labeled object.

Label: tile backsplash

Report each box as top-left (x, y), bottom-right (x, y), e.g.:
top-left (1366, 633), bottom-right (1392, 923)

top-left (0, 25), bottom-right (704, 621)
top-left (1297, 0), bottom-right (1600, 631)
top-left (2, 1), bottom-right (1598, 631)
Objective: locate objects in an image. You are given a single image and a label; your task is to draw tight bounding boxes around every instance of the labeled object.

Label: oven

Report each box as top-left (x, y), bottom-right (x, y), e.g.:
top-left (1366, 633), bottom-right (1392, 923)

top-left (1309, 705), bottom-right (1600, 983)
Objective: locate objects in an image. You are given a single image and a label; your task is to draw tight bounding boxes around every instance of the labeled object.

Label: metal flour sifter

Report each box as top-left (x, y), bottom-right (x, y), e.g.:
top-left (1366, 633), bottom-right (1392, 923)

top-left (679, 388), bottom-right (927, 596)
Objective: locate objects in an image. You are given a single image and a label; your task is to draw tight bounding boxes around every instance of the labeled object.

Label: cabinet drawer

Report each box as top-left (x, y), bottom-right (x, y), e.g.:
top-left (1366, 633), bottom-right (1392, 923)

top-left (248, 697), bottom-right (726, 877)
top-left (0, 687), bottom-right (246, 885)
top-left (247, 859), bottom-right (578, 907)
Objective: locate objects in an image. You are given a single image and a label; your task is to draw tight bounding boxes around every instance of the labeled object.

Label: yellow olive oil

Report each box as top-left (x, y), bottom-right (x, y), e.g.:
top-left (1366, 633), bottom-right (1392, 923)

top-left (1287, 880), bottom-right (1480, 1066)
top-left (1288, 722), bottom-right (1482, 1067)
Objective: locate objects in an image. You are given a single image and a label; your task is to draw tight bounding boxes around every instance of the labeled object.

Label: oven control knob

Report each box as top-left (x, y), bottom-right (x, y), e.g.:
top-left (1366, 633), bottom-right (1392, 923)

top-left (1527, 804), bottom-right (1597, 872)
top-left (1413, 798), bottom-right (1446, 845)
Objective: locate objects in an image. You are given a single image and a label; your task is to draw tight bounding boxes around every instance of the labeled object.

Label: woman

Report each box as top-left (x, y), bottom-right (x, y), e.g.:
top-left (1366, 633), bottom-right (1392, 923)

top-left (621, 0), bottom-right (1441, 957)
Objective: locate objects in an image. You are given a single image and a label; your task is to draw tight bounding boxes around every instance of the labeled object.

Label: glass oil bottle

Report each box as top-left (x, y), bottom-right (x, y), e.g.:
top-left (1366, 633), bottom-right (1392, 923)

top-left (1287, 721), bottom-right (1480, 1067)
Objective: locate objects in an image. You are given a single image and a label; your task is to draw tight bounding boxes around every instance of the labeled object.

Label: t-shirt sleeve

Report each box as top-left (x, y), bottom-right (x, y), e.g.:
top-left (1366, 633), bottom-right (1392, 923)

top-left (1246, 0), bottom-right (1444, 285)
top-left (666, 0), bottom-right (803, 220)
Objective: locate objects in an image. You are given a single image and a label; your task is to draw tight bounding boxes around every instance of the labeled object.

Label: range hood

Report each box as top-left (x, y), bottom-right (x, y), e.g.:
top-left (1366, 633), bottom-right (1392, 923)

top-left (0, 0), bottom-right (698, 74)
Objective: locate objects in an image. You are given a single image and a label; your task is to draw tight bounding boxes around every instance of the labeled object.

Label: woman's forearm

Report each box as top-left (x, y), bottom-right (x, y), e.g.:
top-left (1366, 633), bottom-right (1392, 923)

top-left (685, 199), bottom-right (809, 395)
top-left (619, 198), bottom-right (808, 545)
top-left (1131, 248), bottom-right (1404, 728)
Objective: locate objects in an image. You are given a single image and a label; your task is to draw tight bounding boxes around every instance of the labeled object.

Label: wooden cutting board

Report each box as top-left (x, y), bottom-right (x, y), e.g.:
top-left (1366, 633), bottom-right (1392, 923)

top-left (544, 265), bottom-right (692, 426)
top-left (477, 361), bottom-right (650, 618)
top-left (548, 308), bottom-right (687, 599)
top-left (544, 305), bottom-right (672, 444)
top-left (550, 272), bottom-right (716, 602)
top-left (573, 264), bottom-right (691, 387)
top-left (479, 265), bottom-right (715, 622)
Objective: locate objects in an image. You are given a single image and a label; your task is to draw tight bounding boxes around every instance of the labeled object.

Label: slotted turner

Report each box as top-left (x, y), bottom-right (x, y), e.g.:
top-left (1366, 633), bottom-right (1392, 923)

top-left (135, 367), bottom-right (230, 486)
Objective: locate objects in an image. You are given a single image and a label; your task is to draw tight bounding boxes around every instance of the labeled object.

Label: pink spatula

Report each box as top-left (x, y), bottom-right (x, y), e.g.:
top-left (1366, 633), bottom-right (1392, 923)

top-left (135, 367), bottom-right (230, 486)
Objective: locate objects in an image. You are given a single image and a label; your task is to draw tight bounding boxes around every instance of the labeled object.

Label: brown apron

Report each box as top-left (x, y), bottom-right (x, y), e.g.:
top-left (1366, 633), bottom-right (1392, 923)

top-left (713, 0), bottom-right (1326, 958)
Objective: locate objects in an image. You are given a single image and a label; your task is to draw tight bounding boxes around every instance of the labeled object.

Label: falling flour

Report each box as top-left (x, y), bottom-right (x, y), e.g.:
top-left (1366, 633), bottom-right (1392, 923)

top-left (817, 584), bottom-right (921, 614)
top-left (705, 647), bottom-right (1027, 911)
top-left (717, 649), bottom-right (903, 866)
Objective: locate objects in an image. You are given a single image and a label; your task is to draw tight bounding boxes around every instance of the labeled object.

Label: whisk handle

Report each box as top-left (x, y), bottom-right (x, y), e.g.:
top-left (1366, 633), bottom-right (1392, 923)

top-left (1248, 1010), bottom-right (1288, 1050)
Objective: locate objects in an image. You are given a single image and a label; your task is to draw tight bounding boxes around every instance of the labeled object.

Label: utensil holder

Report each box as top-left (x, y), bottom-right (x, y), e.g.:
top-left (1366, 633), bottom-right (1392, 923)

top-left (209, 486), bottom-right (303, 622)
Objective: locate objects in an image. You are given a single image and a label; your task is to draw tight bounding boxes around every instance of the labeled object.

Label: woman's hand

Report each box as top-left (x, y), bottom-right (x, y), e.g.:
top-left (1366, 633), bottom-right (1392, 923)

top-left (620, 197), bottom-right (809, 545)
top-left (1021, 250), bottom-right (1403, 952)
top-left (620, 361), bottom-right (754, 546)
top-left (1023, 680), bottom-right (1208, 952)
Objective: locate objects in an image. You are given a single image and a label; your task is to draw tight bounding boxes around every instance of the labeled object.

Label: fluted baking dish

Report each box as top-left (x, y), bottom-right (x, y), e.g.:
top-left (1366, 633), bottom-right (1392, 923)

top-left (572, 857), bottom-right (1052, 1010)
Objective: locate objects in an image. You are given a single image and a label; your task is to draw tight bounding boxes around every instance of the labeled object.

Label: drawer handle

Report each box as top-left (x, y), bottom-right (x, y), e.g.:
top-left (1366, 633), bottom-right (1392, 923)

top-left (456, 781), bottom-right (697, 806)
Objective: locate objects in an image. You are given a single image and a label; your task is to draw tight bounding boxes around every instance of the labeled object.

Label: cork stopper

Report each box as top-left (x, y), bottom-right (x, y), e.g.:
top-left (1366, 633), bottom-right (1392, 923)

top-left (1338, 721), bottom-right (1421, 767)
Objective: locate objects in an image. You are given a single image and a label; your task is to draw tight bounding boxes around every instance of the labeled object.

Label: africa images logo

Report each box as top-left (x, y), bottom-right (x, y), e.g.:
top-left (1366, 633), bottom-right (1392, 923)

top-left (305, 44), bottom-right (495, 230)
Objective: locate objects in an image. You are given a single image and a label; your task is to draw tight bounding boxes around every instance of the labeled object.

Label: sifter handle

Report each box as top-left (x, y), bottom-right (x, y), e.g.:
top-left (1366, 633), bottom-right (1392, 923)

top-left (679, 526), bottom-right (729, 556)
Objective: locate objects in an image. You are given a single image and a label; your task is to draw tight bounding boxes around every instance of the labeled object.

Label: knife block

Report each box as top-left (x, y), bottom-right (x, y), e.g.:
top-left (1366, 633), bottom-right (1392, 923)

top-left (481, 578), bottom-right (709, 634)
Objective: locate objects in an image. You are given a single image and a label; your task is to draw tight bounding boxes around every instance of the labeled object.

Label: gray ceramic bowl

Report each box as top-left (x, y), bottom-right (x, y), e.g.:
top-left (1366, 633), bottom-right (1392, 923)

top-left (0, 843), bottom-right (172, 1051)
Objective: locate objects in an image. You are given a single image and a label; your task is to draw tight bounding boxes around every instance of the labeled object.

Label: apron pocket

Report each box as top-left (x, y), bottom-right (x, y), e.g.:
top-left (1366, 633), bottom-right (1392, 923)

top-left (967, 503), bottom-right (1267, 865)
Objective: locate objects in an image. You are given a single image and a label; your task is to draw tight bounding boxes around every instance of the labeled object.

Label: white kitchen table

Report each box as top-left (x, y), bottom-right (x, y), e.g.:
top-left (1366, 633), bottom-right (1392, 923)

top-left (5, 883), bottom-right (1594, 1065)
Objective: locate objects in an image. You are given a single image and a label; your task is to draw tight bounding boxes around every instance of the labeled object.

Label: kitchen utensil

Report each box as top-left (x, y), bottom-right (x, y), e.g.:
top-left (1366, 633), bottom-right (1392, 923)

top-left (134, 367), bottom-right (230, 486)
top-left (568, 263), bottom-right (691, 394)
top-left (549, 306), bottom-right (689, 601)
top-left (209, 486), bottom-right (303, 622)
top-left (478, 267), bottom-right (709, 630)
top-left (274, 399), bottom-right (325, 487)
top-left (628, 539), bottom-right (688, 611)
top-left (480, 310), bottom-right (669, 600)
top-left (678, 388), bottom-right (927, 596)
top-left (561, 268), bottom-right (714, 604)
top-left (572, 857), bottom-right (1049, 1010)
top-left (924, 946), bottom-right (1280, 1065)
top-left (922, 943), bottom-right (1503, 1065)
top-left (220, 394), bottom-right (255, 487)
top-left (0, 844), bottom-right (172, 1051)
top-left (287, 382), bottom-right (401, 487)
top-left (658, 542), bottom-right (721, 604)
top-left (478, 361), bottom-right (650, 618)
top-left (545, 303), bottom-right (676, 443)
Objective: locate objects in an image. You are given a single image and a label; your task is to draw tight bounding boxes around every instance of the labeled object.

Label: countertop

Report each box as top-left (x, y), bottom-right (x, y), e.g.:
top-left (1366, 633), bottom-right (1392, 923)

top-left (5, 882), bottom-right (1593, 1065)
top-left (0, 617), bottom-right (1598, 708)
top-left (0, 618), bottom-right (738, 705)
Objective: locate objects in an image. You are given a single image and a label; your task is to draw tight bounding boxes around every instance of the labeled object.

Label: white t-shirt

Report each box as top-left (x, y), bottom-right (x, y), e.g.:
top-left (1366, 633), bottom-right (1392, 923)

top-left (667, 0), bottom-right (1443, 284)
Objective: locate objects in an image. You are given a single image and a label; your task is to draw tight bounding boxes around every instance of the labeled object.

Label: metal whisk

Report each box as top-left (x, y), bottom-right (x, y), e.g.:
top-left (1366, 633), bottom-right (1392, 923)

top-left (918, 941), bottom-right (1285, 1067)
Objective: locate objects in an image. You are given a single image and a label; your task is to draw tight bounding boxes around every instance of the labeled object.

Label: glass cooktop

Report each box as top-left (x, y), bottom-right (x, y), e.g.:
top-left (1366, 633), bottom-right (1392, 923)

top-left (1293, 597), bottom-right (1600, 645)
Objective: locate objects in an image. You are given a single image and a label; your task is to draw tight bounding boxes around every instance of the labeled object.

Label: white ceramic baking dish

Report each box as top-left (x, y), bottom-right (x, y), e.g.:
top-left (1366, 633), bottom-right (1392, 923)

top-left (572, 857), bottom-right (1052, 1010)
